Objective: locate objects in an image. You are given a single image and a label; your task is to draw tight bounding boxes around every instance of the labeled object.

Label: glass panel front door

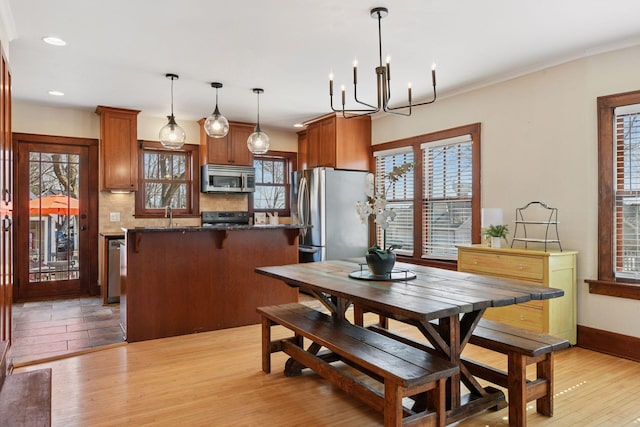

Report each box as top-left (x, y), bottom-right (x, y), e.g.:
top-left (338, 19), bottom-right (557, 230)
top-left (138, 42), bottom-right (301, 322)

top-left (16, 140), bottom-right (90, 300)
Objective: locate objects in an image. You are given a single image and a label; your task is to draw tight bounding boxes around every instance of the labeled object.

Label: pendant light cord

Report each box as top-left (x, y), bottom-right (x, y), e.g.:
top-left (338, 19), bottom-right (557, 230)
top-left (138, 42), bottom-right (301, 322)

top-left (256, 91), bottom-right (260, 126)
top-left (170, 76), bottom-right (175, 117)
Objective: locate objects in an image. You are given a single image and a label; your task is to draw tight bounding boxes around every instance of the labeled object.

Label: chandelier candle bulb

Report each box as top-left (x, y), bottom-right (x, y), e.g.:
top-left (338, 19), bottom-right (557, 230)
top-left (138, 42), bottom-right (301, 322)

top-left (341, 85), bottom-right (346, 105)
top-left (329, 73), bottom-right (334, 96)
top-left (408, 83), bottom-right (412, 103)
top-left (432, 65), bottom-right (436, 86)
top-left (353, 59), bottom-right (358, 84)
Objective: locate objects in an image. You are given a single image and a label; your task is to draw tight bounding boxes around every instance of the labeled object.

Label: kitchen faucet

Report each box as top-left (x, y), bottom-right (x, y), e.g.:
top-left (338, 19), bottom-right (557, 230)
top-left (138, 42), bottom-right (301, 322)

top-left (165, 206), bottom-right (173, 227)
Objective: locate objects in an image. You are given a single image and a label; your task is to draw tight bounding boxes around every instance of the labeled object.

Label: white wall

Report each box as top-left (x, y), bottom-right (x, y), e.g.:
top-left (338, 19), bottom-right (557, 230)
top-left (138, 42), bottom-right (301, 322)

top-left (0, 0), bottom-right (13, 60)
top-left (372, 44), bottom-right (640, 338)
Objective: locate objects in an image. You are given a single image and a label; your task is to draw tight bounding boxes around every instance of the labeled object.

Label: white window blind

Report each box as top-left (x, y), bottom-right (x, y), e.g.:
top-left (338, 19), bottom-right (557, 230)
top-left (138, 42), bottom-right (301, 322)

top-left (614, 104), bottom-right (640, 279)
top-left (421, 136), bottom-right (473, 259)
top-left (374, 149), bottom-right (414, 255)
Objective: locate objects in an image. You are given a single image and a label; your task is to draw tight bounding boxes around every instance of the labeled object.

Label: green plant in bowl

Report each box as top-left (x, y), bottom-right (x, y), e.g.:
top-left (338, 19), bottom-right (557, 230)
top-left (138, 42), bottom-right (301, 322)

top-left (482, 224), bottom-right (509, 247)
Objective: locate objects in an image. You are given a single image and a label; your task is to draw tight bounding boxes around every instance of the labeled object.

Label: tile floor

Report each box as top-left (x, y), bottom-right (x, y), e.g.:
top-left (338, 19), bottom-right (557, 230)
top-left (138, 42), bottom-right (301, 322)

top-left (10, 297), bottom-right (124, 365)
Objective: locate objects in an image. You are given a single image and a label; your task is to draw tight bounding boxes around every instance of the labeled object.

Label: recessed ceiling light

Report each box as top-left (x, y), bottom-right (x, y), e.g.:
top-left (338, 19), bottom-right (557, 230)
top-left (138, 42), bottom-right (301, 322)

top-left (42, 36), bottom-right (66, 46)
top-left (48, 90), bottom-right (64, 96)
top-left (293, 123), bottom-right (304, 128)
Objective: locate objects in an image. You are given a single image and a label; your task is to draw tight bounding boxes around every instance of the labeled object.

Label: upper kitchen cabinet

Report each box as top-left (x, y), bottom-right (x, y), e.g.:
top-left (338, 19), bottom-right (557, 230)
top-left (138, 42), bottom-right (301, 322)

top-left (198, 120), bottom-right (255, 166)
top-left (300, 113), bottom-right (371, 171)
top-left (95, 106), bottom-right (140, 191)
top-left (297, 129), bottom-right (308, 171)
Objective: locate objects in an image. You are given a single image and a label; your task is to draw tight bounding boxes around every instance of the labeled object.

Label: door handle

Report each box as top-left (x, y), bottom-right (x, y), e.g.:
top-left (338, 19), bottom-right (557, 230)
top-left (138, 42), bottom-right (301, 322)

top-left (298, 176), bottom-right (308, 237)
top-left (2, 215), bottom-right (12, 232)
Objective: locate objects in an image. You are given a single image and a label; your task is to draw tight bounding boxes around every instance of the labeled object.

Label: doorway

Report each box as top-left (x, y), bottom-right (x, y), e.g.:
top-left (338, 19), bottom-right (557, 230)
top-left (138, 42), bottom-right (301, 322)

top-left (14, 133), bottom-right (98, 301)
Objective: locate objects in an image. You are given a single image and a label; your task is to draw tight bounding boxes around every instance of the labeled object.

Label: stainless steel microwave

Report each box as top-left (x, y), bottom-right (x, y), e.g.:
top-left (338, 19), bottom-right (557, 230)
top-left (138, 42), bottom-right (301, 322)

top-left (201, 165), bottom-right (255, 193)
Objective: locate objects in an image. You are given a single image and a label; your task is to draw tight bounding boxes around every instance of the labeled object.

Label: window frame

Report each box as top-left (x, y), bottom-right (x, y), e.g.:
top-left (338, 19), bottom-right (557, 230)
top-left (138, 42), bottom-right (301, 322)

top-left (587, 89), bottom-right (640, 300)
top-left (250, 150), bottom-right (297, 217)
top-left (421, 134), bottom-right (475, 260)
top-left (134, 140), bottom-right (200, 218)
top-left (371, 123), bottom-right (481, 269)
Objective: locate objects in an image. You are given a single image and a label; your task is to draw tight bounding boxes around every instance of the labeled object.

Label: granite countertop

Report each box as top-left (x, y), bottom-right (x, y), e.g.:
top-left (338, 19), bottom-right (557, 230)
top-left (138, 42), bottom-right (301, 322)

top-left (123, 224), bottom-right (310, 233)
top-left (100, 232), bottom-right (126, 238)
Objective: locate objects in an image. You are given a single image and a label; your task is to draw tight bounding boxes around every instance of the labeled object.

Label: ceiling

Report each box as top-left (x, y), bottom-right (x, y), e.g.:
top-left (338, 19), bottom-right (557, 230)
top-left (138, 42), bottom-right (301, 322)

top-left (3, 0), bottom-right (640, 131)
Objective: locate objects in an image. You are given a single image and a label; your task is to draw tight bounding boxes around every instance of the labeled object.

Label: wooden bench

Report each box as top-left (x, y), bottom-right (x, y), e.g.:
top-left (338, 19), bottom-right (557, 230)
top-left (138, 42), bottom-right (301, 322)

top-left (257, 303), bottom-right (459, 427)
top-left (354, 305), bottom-right (569, 426)
top-left (464, 319), bottom-right (570, 427)
top-left (0, 341), bottom-right (52, 426)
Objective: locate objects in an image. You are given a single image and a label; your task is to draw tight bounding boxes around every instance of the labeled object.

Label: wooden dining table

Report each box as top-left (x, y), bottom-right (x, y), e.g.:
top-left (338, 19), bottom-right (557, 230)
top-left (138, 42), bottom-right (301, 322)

top-left (256, 259), bottom-right (565, 425)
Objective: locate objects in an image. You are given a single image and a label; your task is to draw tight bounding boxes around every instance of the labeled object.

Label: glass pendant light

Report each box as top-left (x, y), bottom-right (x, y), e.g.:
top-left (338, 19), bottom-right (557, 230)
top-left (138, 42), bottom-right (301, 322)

top-left (159, 73), bottom-right (186, 149)
top-left (247, 88), bottom-right (270, 154)
top-left (204, 82), bottom-right (229, 138)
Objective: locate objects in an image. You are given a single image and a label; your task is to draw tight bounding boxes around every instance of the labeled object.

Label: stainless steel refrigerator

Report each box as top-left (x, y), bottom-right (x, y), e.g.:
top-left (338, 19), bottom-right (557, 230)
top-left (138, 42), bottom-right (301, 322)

top-left (292, 167), bottom-right (369, 262)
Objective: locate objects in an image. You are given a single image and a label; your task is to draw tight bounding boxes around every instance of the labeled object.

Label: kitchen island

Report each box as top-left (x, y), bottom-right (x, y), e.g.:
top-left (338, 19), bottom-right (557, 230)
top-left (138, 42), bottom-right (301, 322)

top-left (121, 224), bottom-right (305, 342)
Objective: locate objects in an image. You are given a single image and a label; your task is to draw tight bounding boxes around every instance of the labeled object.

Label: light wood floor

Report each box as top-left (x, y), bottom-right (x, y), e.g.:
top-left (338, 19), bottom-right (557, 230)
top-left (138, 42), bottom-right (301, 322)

top-left (15, 314), bottom-right (640, 427)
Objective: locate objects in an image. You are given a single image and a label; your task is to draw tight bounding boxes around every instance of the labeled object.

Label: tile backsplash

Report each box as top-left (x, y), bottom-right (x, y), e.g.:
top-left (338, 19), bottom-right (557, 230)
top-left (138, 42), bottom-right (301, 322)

top-left (99, 192), bottom-right (248, 233)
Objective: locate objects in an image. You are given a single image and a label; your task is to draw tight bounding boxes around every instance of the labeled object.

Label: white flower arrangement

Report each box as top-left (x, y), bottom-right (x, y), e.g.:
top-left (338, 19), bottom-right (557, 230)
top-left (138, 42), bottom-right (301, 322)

top-left (356, 163), bottom-right (414, 249)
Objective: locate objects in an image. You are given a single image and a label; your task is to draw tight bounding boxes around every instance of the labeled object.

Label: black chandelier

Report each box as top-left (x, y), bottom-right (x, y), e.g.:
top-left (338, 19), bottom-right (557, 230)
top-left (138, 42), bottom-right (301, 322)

top-left (329, 7), bottom-right (437, 118)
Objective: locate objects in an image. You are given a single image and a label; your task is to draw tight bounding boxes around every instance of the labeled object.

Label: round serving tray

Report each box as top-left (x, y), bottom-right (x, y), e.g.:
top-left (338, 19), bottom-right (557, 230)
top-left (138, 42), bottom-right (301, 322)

top-left (348, 269), bottom-right (416, 282)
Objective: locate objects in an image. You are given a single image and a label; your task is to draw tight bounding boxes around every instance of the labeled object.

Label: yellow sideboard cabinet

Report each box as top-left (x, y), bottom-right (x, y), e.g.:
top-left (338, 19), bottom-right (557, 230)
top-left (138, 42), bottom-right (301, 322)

top-left (457, 245), bottom-right (577, 344)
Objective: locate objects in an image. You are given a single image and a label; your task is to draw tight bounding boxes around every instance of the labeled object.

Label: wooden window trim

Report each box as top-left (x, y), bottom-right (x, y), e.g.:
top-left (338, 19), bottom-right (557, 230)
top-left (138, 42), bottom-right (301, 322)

top-left (134, 141), bottom-right (200, 218)
top-left (588, 89), bottom-right (640, 300)
top-left (370, 123), bottom-right (481, 267)
top-left (250, 150), bottom-right (297, 217)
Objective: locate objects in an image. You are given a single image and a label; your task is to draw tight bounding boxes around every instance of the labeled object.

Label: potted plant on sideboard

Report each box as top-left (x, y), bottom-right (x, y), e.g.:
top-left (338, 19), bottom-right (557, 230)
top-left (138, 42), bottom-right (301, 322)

top-left (483, 224), bottom-right (509, 248)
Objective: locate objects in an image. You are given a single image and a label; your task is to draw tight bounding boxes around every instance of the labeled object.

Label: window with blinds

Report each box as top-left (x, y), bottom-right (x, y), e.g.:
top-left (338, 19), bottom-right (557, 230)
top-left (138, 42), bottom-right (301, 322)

top-left (374, 149), bottom-right (414, 255)
top-left (421, 135), bottom-right (473, 259)
top-left (614, 104), bottom-right (640, 280)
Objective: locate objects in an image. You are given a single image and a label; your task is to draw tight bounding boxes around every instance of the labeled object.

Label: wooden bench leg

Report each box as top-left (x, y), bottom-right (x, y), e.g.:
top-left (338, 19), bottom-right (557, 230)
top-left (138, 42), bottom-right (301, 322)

top-left (353, 304), bottom-right (364, 326)
top-left (384, 381), bottom-right (403, 427)
top-left (354, 304), bottom-right (389, 328)
top-left (437, 378), bottom-right (446, 426)
top-left (536, 353), bottom-right (554, 417)
top-left (261, 316), bottom-right (272, 374)
top-left (508, 352), bottom-right (527, 427)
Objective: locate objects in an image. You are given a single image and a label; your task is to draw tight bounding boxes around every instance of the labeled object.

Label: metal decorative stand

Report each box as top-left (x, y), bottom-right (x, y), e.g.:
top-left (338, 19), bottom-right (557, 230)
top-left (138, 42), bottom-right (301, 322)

top-left (349, 263), bottom-right (417, 281)
top-left (510, 201), bottom-right (562, 251)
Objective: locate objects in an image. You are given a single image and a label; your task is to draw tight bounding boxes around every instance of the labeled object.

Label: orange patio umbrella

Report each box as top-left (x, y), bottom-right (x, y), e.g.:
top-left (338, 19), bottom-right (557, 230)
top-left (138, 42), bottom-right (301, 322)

top-left (29, 195), bottom-right (79, 216)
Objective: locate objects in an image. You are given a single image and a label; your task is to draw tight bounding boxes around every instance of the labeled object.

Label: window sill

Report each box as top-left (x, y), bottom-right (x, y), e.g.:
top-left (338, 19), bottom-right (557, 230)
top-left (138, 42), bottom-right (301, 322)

top-left (397, 256), bottom-right (458, 271)
top-left (585, 279), bottom-right (640, 300)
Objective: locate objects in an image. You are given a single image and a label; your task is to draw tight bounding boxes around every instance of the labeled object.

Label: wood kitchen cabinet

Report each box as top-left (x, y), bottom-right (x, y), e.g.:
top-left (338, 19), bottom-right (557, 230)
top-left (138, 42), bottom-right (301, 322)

top-left (457, 245), bottom-right (577, 344)
top-left (198, 120), bottom-right (255, 166)
top-left (299, 113), bottom-right (371, 171)
top-left (297, 129), bottom-right (308, 171)
top-left (95, 106), bottom-right (140, 191)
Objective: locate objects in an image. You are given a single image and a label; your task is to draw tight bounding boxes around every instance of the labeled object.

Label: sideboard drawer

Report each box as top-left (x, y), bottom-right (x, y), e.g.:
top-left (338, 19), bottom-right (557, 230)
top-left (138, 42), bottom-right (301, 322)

top-left (483, 303), bottom-right (544, 333)
top-left (458, 251), bottom-right (544, 282)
